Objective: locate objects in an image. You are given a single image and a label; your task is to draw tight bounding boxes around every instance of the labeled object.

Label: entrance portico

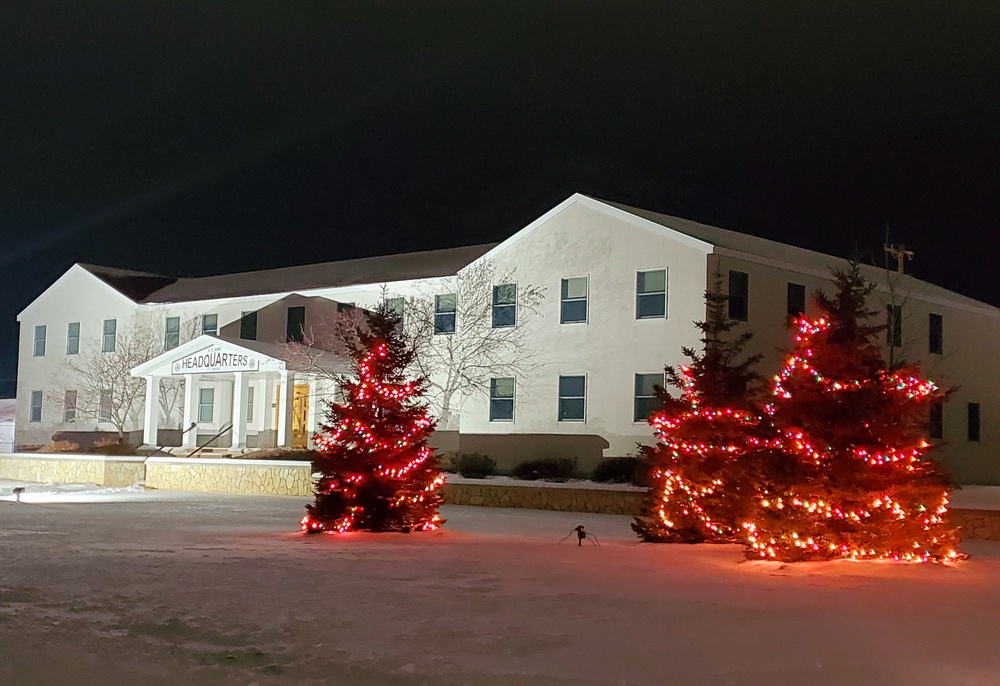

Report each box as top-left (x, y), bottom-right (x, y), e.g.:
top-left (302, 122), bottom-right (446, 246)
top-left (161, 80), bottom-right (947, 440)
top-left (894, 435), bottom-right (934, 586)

top-left (131, 335), bottom-right (343, 452)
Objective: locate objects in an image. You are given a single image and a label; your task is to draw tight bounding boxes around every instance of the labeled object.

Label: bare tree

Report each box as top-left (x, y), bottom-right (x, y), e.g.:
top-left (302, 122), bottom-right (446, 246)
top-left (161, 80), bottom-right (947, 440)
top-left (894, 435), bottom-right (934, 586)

top-left (157, 317), bottom-right (202, 428)
top-left (404, 261), bottom-right (544, 428)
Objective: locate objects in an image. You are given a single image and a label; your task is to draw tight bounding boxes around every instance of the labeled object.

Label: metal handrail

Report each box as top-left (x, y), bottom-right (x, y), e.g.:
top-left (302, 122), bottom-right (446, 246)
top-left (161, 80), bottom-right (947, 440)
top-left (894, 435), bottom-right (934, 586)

top-left (146, 422), bottom-right (197, 458)
top-left (187, 423), bottom-right (234, 459)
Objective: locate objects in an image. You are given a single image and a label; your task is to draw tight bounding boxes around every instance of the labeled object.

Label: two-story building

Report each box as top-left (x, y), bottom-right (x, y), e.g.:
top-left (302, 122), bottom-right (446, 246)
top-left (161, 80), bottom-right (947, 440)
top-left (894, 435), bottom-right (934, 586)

top-left (15, 194), bottom-right (1000, 481)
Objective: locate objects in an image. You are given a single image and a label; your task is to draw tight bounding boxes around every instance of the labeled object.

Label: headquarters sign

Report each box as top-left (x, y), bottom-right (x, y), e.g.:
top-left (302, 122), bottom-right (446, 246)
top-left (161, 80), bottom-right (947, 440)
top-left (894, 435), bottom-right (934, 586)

top-left (172, 346), bottom-right (261, 375)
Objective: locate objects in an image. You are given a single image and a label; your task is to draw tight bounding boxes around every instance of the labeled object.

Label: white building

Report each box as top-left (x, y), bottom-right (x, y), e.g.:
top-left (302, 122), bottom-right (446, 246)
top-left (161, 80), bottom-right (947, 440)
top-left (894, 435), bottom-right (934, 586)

top-left (14, 194), bottom-right (1000, 481)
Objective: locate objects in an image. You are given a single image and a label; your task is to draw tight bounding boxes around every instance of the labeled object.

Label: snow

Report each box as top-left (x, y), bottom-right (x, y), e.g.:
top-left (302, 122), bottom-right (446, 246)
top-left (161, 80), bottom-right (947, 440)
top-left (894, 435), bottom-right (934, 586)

top-left (950, 485), bottom-right (1000, 511)
top-left (3, 484), bottom-right (1000, 685)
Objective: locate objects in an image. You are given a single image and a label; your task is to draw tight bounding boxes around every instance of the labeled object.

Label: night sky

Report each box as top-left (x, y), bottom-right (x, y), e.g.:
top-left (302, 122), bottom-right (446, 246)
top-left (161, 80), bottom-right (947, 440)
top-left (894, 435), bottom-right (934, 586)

top-left (2, 3), bottom-right (999, 397)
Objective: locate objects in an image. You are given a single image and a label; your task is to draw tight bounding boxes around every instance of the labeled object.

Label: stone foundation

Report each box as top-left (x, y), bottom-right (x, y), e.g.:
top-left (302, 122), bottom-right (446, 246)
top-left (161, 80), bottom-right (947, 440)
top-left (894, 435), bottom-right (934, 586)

top-left (0, 453), bottom-right (145, 488)
top-left (442, 481), bottom-right (645, 516)
top-left (950, 509), bottom-right (1000, 542)
top-left (144, 457), bottom-right (312, 496)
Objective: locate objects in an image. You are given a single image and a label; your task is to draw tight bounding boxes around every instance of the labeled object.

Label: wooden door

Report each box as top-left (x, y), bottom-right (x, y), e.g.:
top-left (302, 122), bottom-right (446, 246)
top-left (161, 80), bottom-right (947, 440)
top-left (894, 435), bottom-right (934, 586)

top-left (292, 383), bottom-right (310, 448)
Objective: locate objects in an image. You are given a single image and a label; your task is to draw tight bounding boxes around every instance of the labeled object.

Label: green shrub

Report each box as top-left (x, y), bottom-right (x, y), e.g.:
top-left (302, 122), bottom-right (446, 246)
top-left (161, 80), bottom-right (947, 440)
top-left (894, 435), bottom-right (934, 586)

top-left (243, 448), bottom-right (322, 462)
top-left (592, 456), bottom-right (649, 486)
top-left (449, 453), bottom-right (497, 479)
top-left (512, 457), bottom-right (577, 482)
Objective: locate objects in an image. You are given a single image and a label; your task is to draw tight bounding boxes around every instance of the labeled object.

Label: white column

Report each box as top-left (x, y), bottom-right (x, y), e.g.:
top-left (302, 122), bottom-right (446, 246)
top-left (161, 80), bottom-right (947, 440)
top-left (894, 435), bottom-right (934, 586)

top-left (230, 371), bottom-right (249, 451)
top-left (142, 376), bottom-right (160, 446)
top-left (182, 374), bottom-right (198, 449)
top-left (276, 371), bottom-right (295, 448)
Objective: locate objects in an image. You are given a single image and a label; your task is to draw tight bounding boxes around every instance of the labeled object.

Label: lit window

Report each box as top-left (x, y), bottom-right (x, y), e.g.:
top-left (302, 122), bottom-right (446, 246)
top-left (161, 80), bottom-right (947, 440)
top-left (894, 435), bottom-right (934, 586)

top-left (102, 319), bottom-right (117, 353)
top-left (787, 283), bottom-right (806, 318)
top-left (29, 391), bottom-right (42, 422)
top-left (634, 373), bottom-right (663, 422)
top-left (33, 325), bottom-right (46, 357)
top-left (636, 270), bottom-right (667, 319)
top-left (202, 314), bottom-right (218, 336)
top-left (728, 271), bottom-right (748, 321)
top-left (489, 377), bottom-right (515, 421)
top-left (560, 276), bottom-right (588, 324)
top-left (198, 388), bottom-right (215, 423)
top-left (66, 322), bottom-right (80, 355)
top-left (164, 317), bottom-right (180, 350)
top-left (558, 375), bottom-right (586, 422)
top-left (929, 313), bottom-right (943, 355)
top-left (434, 294), bottom-right (457, 334)
top-left (492, 284), bottom-right (517, 328)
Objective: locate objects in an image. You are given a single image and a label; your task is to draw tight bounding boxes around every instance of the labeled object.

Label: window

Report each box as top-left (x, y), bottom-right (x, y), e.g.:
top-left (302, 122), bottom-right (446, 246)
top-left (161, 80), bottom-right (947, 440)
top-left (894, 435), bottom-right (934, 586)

top-left (102, 319), bottom-right (117, 353)
top-left (63, 390), bottom-right (77, 423)
top-left (386, 297), bottom-right (405, 318)
top-left (558, 375), bottom-right (586, 422)
top-left (164, 317), bottom-right (180, 350)
top-left (929, 402), bottom-right (943, 440)
top-left (202, 314), bottom-right (218, 336)
top-left (560, 276), bottom-right (588, 324)
top-left (33, 325), bottom-right (46, 357)
top-left (929, 313), bottom-right (943, 355)
top-left (434, 294), bottom-right (457, 334)
top-left (198, 388), bottom-right (215, 423)
top-left (634, 373), bottom-right (663, 422)
top-left (489, 377), bottom-right (515, 421)
top-left (240, 311), bottom-right (258, 340)
top-left (886, 305), bottom-right (902, 348)
top-left (787, 283), bottom-right (806, 318)
top-left (968, 402), bottom-right (980, 443)
top-left (99, 390), bottom-right (112, 422)
top-left (29, 391), bottom-right (42, 422)
top-left (286, 306), bottom-right (306, 343)
top-left (636, 269), bottom-right (667, 319)
top-left (246, 386), bottom-right (255, 423)
top-left (492, 284), bottom-right (517, 328)
top-left (66, 322), bottom-right (80, 355)
top-left (728, 271), bottom-right (748, 321)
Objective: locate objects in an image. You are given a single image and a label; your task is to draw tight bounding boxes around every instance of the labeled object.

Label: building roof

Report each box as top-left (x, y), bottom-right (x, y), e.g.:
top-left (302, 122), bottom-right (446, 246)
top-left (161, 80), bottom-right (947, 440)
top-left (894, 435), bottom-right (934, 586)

top-left (83, 243), bottom-right (496, 304)
top-left (598, 197), bottom-right (1000, 314)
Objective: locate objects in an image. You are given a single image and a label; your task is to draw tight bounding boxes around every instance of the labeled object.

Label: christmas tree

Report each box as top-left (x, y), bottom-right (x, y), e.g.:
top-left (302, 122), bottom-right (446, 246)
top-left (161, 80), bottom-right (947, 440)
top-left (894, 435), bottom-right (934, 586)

top-left (633, 273), bottom-right (772, 543)
top-left (745, 266), bottom-right (960, 562)
top-left (301, 303), bottom-right (445, 534)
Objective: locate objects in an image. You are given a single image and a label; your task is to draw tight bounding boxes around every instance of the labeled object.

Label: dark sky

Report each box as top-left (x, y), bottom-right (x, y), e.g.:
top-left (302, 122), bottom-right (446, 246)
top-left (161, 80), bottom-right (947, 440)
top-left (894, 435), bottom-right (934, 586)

top-left (2, 3), bottom-right (999, 397)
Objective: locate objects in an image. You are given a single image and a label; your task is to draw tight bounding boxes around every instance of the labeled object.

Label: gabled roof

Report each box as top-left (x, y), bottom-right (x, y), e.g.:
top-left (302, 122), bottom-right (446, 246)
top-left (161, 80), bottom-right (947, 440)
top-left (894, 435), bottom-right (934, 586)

top-left (79, 264), bottom-right (178, 301)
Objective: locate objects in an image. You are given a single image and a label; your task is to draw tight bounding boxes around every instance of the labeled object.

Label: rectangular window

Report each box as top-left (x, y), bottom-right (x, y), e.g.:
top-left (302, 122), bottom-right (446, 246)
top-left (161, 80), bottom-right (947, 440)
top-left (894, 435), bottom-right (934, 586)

top-left (634, 373), bottom-right (664, 422)
top-left (929, 313), bottom-right (943, 355)
top-left (558, 375), bottom-right (586, 422)
top-left (99, 390), bottom-right (112, 422)
top-left (198, 388), bottom-right (215, 423)
top-left (66, 322), bottom-right (80, 355)
top-left (929, 402), bottom-right (943, 440)
top-left (434, 294), bottom-right (457, 334)
top-left (33, 325), bottom-right (46, 357)
top-left (886, 305), bottom-right (902, 348)
top-left (246, 386), bottom-right (255, 423)
top-left (492, 283), bottom-right (517, 328)
top-left (240, 311), bottom-right (258, 341)
top-left (29, 391), bottom-right (42, 422)
top-left (164, 316), bottom-right (180, 350)
top-left (286, 306), bottom-right (306, 342)
top-left (636, 269), bottom-right (667, 319)
top-left (489, 377), bottom-right (515, 422)
top-left (560, 276), bottom-right (589, 324)
top-left (787, 283), bottom-right (806, 318)
top-left (202, 313), bottom-right (218, 336)
top-left (102, 319), bottom-right (117, 353)
top-left (386, 297), bottom-right (405, 318)
top-left (728, 271), bottom-right (749, 321)
top-left (968, 402), bottom-right (980, 443)
top-left (63, 390), bottom-right (78, 423)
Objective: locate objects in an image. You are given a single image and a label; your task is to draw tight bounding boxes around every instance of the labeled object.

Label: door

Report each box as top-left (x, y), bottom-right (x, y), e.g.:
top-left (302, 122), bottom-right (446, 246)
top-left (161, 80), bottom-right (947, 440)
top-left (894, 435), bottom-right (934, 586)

top-left (292, 383), bottom-right (310, 448)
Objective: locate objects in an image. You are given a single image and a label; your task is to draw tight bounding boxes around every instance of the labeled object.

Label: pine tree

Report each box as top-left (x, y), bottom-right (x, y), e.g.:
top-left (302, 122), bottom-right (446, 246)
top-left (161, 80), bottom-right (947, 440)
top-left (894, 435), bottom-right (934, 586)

top-left (633, 273), bottom-right (771, 543)
top-left (745, 265), bottom-right (960, 562)
top-left (301, 303), bottom-right (445, 533)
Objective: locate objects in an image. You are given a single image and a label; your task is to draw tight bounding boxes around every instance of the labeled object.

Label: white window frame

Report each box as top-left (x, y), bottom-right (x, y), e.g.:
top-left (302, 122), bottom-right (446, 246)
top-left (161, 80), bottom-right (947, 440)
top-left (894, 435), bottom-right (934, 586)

top-left (33, 325), bottom-right (47, 357)
top-left (66, 322), bottom-right (80, 355)
top-left (636, 269), bottom-right (668, 320)
top-left (202, 313), bottom-right (219, 337)
top-left (633, 372), bottom-right (664, 423)
top-left (489, 377), bottom-right (515, 422)
top-left (164, 316), bottom-right (181, 350)
top-left (557, 374), bottom-right (587, 422)
top-left (29, 391), bottom-right (43, 422)
top-left (64, 390), bottom-right (78, 423)
top-left (434, 293), bottom-right (457, 334)
top-left (198, 388), bottom-right (215, 423)
top-left (560, 275), bottom-right (589, 325)
top-left (98, 390), bottom-right (112, 422)
top-left (102, 319), bottom-right (117, 353)
top-left (491, 283), bottom-right (517, 329)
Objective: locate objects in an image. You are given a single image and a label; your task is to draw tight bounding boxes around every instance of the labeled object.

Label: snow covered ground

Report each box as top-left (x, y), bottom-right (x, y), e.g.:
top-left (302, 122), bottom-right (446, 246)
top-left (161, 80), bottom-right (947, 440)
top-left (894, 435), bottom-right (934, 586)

top-left (3, 482), bottom-right (1000, 685)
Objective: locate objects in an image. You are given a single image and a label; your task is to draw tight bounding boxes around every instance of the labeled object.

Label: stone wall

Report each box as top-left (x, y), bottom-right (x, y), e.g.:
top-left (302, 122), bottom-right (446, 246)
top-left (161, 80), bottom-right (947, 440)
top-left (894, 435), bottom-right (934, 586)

top-left (0, 453), bottom-right (145, 488)
top-left (950, 509), bottom-right (1000, 542)
top-left (442, 481), bottom-right (644, 516)
top-left (144, 457), bottom-right (312, 496)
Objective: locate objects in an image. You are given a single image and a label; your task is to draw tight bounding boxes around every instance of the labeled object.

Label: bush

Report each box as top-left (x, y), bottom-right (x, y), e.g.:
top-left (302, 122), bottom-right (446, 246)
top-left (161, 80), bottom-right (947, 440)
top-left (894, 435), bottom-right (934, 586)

top-left (512, 457), bottom-right (577, 482)
top-left (449, 453), bottom-right (497, 479)
top-left (243, 448), bottom-right (321, 462)
top-left (40, 439), bottom-right (81, 454)
top-left (592, 456), bottom-right (649, 486)
top-left (93, 439), bottom-right (136, 456)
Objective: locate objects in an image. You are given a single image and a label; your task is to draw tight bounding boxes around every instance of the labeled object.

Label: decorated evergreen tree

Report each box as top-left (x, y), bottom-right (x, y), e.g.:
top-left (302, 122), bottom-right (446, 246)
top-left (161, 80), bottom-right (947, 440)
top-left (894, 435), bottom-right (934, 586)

top-left (633, 273), bottom-right (772, 543)
top-left (301, 303), bottom-right (445, 534)
top-left (745, 266), bottom-right (960, 562)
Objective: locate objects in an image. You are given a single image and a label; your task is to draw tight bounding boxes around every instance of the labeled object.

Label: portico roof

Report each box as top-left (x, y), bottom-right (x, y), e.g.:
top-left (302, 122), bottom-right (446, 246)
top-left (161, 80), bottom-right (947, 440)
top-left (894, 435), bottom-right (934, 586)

top-left (130, 335), bottom-right (350, 378)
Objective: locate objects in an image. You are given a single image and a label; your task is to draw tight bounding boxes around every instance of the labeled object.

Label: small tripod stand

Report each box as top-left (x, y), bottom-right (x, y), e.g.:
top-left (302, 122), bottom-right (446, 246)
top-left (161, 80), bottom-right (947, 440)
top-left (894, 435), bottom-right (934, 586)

top-left (559, 525), bottom-right (600, 547)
